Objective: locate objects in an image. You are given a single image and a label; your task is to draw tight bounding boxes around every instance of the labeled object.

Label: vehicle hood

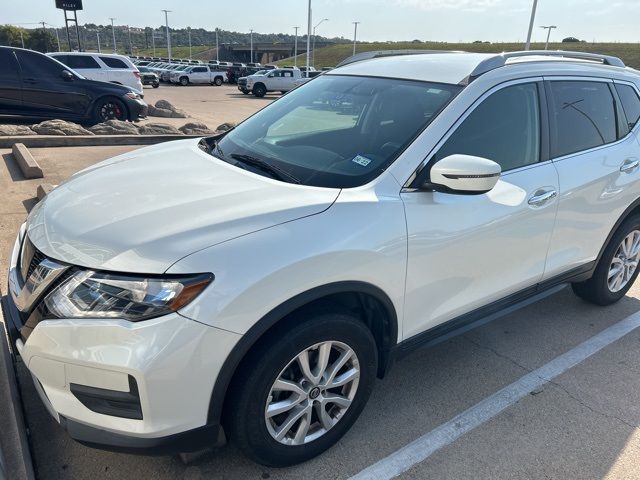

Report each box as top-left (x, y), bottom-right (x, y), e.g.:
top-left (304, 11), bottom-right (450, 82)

top-left (26, 139), bottom-right (340, 274)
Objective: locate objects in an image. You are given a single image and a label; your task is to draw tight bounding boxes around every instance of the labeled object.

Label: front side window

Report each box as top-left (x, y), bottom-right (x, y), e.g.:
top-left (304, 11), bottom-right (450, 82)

top-left (433, 83), bottom-right (541, 172)
top-left (615, 83), bottom-right (640, 130)
top-left (99, 56), bottom-right (128, 69)
top-left (548, 81), bottom-right (617, 158)
top-left (213, 75), bottom-right (460, 188)
top-left (17, 50), bottom-right (67, 78)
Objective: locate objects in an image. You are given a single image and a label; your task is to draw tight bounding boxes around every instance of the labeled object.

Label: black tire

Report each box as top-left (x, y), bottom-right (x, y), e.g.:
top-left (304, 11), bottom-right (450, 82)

top-left (242, 90), bottom-right (249, 95)
top-left (572, 214), bottom-right (640, 305)
top-left (93, 96), bottom-right (127, 123)
top-left (180, 76), bottom-right (189, 86)
top-left (214, 76), bottom-right (223, 86)
top-left (253, 84), bottom-right (267, 98)
top-left (152, 81), bottom-right (160, 88)
top-left (226, 311), bottom-right (377, 467)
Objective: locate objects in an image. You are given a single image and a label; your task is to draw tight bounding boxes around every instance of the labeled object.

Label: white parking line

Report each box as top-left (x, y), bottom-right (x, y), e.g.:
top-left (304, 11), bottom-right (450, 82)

top-left (350, 311), bottom-right (640, 480)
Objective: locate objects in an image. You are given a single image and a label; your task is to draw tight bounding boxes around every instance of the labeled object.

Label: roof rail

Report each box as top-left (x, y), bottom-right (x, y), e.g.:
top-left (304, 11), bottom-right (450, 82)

top-left (336, 49), bottom-right (464, 68)
top-left (469, 50), bottom-right (626, 80)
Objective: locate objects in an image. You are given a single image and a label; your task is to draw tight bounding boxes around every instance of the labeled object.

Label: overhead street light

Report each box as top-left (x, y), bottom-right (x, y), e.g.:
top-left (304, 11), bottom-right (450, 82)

top-left (312, 18), bottom-right (328, 68)
top-left (293, 26), bottom-right (300, 67)
top-left (540, 25), bottom-right (557, 50)
top-left (352, 21), bottom-right (360, 56)
top-left (110, 17), bottom-right (116, 53)
top-left (162, 9), bottom-right (172, 63)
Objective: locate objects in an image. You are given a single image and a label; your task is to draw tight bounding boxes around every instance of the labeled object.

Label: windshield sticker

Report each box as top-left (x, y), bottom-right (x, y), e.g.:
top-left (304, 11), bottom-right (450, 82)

top-left (352, 155), bottom-right (372, 167)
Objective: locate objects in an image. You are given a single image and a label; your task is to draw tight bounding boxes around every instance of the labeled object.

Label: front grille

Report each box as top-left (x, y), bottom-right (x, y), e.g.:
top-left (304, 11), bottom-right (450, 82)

top-left (26, 249), bottom-right (46, 281)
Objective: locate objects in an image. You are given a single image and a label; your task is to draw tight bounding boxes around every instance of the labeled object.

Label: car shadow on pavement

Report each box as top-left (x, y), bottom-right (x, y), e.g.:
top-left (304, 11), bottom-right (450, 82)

top-left (17, 288), bottom-right (640, 480)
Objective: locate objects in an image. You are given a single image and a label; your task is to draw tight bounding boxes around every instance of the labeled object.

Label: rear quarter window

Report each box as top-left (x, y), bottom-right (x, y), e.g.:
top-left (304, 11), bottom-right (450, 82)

top-left (615, 83), bottom-right (640, 130)
top-left (99, 57), bottom-right (129, 69)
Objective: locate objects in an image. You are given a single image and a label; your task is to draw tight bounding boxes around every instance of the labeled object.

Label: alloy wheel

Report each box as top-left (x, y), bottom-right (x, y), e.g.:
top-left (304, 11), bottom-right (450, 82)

top-left (99, 101), bottom-right (124, 121)
top-left (264, 341), bottom-right (360, 446)
top-left (608, 230), bottom-right (640, 292)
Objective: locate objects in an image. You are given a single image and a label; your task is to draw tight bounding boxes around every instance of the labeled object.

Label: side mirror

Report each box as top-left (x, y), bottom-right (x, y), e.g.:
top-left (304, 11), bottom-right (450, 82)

top-left (61, 70), bottom-right (74, 81)
top-left (428, 154), bottom-right (501, 194)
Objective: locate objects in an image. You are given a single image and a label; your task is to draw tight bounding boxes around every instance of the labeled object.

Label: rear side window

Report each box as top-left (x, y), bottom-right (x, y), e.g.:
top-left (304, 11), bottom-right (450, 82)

top-left (615, 84), bottom-right (640, 130)
top-left (0, 49), bottom-right (20, 84)
top-left (193, 67), bottom-right (207, 73)
top-left (17, 50), bottom-right (66, 78)
top-left (99, 57), bottom-right (129, 69)
top-left (548, 81), bottom-right (617, 158)
top-left (434, 83), bottom-right (541, 172)
top-left (63, 55), bottom-right (101, 69)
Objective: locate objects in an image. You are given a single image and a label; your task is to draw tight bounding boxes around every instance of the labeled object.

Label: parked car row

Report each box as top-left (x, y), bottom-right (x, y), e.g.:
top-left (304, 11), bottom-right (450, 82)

top-left (0, 47), bottom-right (147, 124)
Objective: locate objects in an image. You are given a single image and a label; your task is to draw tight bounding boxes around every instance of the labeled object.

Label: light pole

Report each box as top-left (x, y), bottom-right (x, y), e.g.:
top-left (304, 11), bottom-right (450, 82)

top-left (162, 9), bottom-right (172, 63)
top-left (250, 29), bottom-right (254, 63)
top-left (352, 21), bottom-right (360, 56)
top-left (312, 18), bottom-right (328, 68)
top-left (19, 30), bottom-right (24, 48)
top-left (305, 0), bottom-right (311, 77)
top-left (110, 17), bottom-right (117, 53)
top-left (188, 27), bottom-right (192, 59)
top-left (525, 0), bottom-right (539, 50)
top-left (97, 31), bottom-right (101, 52)
top-left (151, 29), bottom-right (156, 56)
top-left (293, 26), bottom-right (299, 67)
top-left (541, 25), bottom-right (557, 50)
top-left (127, 25), bottom-right (132, 55)
top-left (215, 28), bottom-right (219, 61)
top-left (53, 26), bottom-right (61, 52)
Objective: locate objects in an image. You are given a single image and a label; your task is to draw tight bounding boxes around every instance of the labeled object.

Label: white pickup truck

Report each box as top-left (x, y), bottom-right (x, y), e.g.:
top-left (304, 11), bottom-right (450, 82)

top-left (243, 68), bottom-right (302, 97)
top-left (170, 65), bottom-right (228, 86)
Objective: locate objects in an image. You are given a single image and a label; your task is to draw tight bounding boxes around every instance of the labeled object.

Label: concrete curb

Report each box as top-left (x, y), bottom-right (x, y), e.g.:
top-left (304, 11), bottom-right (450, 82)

top-left (0, 296), bottom-right (36, 480)
top-left (0, 134), bottom-right (202, 149)
top-left (11, 144), bottom-right (43, 179)
top-left (36, 184), bottom-right (56, 201)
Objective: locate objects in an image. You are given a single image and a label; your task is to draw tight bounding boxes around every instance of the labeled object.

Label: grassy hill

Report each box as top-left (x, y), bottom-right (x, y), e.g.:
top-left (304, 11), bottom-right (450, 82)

top-left (278, 42), bottom-right (640, 69)
top-left (135, 46), bottom-right (211, 59)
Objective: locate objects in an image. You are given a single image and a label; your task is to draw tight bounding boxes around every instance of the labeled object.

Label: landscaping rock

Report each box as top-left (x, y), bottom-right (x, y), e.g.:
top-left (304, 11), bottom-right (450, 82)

top-left (216, 122), bottom-right (236, 132)
top-left (137, 123), bottom-right (182, 135)
top-left (179, 122), bottom-right (215, 135)
top-left (0, 124), bottom-right (36, 136)
top-left (147, 100), bottom-right (187, 118)
top-left (89, 120), bottom-right (140, 135)
top-left (31, 119), bottom-right (94, 136)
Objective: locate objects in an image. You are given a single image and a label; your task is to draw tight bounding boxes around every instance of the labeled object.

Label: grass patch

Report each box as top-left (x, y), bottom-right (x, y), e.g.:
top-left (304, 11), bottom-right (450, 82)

top-left (135, 46), bottom-right (211, 59)
top-left (278, 42), bottom-right (640, 70)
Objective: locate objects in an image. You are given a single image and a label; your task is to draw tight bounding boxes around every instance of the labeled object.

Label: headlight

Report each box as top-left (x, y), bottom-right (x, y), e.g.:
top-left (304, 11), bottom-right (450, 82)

top-left (125, 92), bottom-right (141, 100)
top-left (43, 270), bottom-right (213, 321)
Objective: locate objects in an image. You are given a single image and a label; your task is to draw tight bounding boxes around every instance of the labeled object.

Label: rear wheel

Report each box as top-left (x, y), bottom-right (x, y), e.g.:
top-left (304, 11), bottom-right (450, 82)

top-left (572, 214), bottom-right (640, 305)
top-left (214, 76), bottom-right (223, 86)
top-left (152, 81), bottom-right (159, 88)
top-left (253, 84), bottom-right (267, 98)
top-left (226, 311), bottom-right (377, 466)
top-left (93, 97), bottom-right (127, 123)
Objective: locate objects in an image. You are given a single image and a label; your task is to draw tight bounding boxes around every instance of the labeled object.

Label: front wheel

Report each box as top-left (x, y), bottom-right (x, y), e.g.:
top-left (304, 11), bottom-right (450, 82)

top-left (152, 81), bottom-right (160, 88)
top-left (214, 76), bottom-right (223, 86)
top-left (180, 76), bottom-right (189, 86)
top-left (572, 214), bottom-right (640, 305)
top-left (93, 97), bottom-right (127, 123)
top-left (226, 312), bottom-right (377, 466)
top-left (253, 84), bottom-right (266, 98)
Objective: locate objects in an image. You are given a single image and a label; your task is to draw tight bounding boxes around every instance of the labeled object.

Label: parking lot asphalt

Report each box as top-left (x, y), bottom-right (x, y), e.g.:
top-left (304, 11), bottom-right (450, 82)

top-left (139, 83), bottom-right (276, 130)
top-left (3, 106), bottom-right (640, 479)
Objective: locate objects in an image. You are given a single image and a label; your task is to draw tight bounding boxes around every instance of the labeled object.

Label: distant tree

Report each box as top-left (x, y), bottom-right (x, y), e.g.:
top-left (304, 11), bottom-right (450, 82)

top-left (26, 29), bottom-right (55, 52)
top-left (411, 39), bottom-right (422, 43)
top-left (0, 25), bottom-right (29, 47)
top-left (562, 37), bottom-right (581, 43)
top-left (473, 40), bottom-right (483, 44)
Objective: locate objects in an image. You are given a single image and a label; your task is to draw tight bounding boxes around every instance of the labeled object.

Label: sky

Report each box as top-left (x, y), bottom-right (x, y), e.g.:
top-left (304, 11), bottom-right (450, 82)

top-left (4, 0), bottom-right (640, 43)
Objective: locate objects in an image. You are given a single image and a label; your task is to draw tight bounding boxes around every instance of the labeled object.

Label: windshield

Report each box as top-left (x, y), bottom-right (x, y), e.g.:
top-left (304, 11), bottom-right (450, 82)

top-left (212, 75), bottom-right (461, 188)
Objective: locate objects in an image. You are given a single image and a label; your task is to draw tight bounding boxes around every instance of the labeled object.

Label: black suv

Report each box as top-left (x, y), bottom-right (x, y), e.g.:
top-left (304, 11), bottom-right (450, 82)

top-left (0, 47), bottom-right (148, 124)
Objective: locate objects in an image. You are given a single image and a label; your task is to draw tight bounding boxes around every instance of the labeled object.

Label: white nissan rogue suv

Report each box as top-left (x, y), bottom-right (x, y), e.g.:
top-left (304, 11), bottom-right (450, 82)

top-left (5, 50), bottom-right (640, 466)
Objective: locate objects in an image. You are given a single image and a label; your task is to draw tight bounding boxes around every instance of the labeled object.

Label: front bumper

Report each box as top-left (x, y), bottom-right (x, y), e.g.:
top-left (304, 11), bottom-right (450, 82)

top-left (123, 96), bottom-right (148, 120)
top-left (4, 230), bottom-right (242, 453)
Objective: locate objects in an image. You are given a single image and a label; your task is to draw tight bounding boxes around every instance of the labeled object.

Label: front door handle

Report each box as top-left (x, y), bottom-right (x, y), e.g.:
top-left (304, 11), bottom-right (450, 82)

top-left (620, 158), bottom-right (639, 174)
top-left (528, 189), bottom-right (558, 207)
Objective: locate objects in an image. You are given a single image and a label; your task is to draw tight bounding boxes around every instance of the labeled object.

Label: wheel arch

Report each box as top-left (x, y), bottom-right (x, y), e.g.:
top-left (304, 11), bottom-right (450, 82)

top-left (206, 281), bottom-right (398, 426)
top-left (595, 195), bottom-right (640, 267)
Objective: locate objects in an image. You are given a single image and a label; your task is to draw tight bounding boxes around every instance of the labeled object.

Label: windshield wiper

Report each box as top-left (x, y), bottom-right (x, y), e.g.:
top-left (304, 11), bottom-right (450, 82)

top-left (230, 153), bottom-right (301, 184)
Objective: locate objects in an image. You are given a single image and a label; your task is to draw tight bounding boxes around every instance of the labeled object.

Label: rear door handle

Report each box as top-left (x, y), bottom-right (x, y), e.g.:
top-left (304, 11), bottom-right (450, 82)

top-left (620, 158), bottom-right (639, 174)
top-left (528, 189), bottom-right (558, 207)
